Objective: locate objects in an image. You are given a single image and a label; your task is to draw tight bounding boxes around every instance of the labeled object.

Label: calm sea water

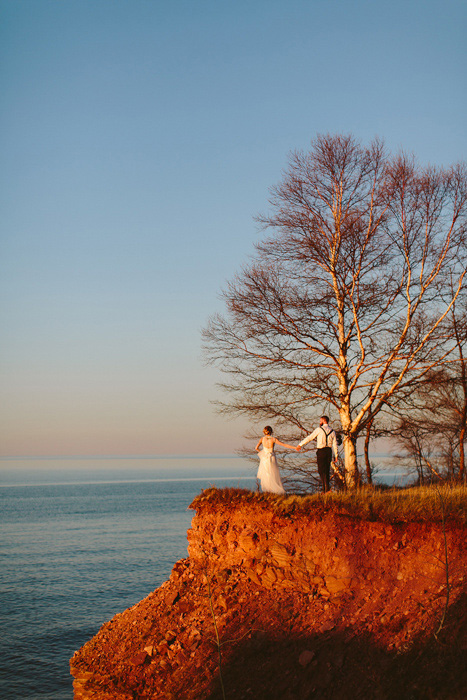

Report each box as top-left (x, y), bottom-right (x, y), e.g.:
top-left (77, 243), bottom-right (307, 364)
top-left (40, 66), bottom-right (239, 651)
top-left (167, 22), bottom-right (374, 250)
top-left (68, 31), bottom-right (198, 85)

top-left (0, 457), bottom-right (256, 700)
top-left (0, 454), bottom-right (407, 700)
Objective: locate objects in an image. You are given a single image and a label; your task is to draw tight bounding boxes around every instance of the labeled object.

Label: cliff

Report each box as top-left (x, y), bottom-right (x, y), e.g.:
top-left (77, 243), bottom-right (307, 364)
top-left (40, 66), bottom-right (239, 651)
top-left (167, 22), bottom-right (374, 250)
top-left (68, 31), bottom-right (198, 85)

top-left (70, 488), bottom-right (467, 700)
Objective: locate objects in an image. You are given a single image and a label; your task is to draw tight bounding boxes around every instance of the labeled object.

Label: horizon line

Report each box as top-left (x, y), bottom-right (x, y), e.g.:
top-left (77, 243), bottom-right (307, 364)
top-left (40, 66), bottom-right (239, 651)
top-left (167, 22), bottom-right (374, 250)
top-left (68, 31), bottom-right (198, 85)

top-left (0, 451), bottom-right (396, 462)
top-left (0, 453), bottom-right (243, 461)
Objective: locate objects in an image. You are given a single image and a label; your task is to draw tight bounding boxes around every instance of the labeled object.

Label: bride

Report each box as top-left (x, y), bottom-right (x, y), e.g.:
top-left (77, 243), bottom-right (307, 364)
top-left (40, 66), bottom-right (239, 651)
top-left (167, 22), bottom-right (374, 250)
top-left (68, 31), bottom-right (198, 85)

top-left (255, 426), bottom-right (298, 494)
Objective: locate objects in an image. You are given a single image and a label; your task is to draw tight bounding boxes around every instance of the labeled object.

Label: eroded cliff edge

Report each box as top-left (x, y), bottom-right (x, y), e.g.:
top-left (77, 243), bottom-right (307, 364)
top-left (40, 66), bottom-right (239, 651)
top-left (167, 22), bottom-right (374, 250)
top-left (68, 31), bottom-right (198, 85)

top-left (70, 488), bottom-right (467, 700)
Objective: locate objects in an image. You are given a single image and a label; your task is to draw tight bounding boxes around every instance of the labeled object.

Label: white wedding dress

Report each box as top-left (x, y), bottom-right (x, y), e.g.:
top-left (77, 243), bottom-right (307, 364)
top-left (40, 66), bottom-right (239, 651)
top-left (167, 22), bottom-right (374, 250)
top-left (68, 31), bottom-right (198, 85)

top-left (257, 444), bottom-right (285, 494)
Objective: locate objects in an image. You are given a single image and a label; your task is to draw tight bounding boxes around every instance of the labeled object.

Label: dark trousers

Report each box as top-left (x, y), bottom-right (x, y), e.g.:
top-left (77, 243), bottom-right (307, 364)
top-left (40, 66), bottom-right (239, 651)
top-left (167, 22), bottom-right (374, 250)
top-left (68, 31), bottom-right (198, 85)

top-left (317, 447), bottom-right (332, 492)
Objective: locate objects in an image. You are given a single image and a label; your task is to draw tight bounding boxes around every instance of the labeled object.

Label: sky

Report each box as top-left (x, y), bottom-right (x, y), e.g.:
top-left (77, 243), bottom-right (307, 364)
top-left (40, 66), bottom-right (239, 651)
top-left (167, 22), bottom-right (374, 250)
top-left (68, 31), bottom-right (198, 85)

top-left (1, 0), bottom-right (466, 458)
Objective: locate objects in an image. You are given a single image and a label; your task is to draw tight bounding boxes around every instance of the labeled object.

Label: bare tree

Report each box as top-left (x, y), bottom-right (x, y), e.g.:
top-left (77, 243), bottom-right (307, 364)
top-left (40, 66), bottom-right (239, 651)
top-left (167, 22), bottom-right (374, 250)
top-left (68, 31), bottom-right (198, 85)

top-left (450, 295), bottom-right (467, 481)
top-left (393, 417), bottom-right (444, 484)
top-left (389, 293), bottom-right (467, 483)
top-left (204, 135), bottom-right (467, 487)
top-left (363, 416), bottom-right (377, 485)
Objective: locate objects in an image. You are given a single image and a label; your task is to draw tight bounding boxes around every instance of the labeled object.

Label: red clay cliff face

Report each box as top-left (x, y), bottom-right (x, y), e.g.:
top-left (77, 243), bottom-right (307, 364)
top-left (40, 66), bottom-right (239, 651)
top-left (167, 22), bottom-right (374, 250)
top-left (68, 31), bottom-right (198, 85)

top-left (70, 490), bottom-right (467, 700)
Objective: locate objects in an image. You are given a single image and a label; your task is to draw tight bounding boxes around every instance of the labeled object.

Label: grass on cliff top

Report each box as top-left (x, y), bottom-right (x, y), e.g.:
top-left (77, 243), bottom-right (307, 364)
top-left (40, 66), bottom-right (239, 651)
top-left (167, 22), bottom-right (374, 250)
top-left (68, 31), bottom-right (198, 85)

top-left (190, 483), bottom-right (467, 525)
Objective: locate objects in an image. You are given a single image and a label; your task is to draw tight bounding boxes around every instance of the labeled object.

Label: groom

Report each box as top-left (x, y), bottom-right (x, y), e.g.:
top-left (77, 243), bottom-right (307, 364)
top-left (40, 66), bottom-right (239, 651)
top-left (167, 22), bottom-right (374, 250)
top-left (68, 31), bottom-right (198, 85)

top-left (297, 416), bottom-right (338, 493)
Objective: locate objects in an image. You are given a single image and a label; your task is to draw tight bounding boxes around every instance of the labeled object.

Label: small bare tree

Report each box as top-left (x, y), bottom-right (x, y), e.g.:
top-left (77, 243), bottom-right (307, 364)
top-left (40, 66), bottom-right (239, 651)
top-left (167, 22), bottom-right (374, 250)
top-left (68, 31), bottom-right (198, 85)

top-left (389, 293), bottom-right (467, 483)
top-left (204, 135), bottom-right (467, 487)
top-left (450, 294), bottom-right (467, 481)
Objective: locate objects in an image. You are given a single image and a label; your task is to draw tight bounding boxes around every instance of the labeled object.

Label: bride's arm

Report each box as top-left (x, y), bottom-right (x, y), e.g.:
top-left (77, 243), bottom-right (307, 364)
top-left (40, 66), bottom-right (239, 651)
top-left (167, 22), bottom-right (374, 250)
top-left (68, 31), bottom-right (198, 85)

top-left (255, 437), bottom-right (263, 452)
top-left (275, 438), bottom-right (299, 451)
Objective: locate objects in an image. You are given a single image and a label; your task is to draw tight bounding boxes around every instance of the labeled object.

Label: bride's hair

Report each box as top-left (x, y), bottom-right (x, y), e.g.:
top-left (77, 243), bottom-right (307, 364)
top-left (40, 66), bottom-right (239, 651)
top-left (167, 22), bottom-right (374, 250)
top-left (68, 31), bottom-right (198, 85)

top-left (263, 426), bottom-right (273, 435)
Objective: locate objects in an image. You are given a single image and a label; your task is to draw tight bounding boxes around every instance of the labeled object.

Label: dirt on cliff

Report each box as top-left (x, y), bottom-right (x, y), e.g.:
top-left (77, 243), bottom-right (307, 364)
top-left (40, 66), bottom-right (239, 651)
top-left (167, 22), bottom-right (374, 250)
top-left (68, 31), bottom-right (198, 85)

top-left (70, 488), bottom-right (467, 700)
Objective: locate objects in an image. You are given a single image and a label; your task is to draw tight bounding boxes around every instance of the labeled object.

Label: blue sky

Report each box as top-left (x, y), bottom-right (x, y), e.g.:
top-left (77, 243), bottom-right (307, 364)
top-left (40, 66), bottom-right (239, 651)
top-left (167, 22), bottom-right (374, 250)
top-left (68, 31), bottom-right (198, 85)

top-left (1, 0), bottom-right (466, 457)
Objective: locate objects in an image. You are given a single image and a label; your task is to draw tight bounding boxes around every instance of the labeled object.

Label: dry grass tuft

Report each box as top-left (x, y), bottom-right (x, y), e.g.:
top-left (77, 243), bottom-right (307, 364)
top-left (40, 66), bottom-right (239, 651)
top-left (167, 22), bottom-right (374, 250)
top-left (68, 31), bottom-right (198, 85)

top-left (190, 484), bottom-right (467, 525)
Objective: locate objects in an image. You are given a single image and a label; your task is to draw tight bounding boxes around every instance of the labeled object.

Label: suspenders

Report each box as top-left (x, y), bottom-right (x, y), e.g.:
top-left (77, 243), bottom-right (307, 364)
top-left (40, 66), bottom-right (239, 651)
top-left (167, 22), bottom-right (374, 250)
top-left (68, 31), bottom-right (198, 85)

top-left (320, 427), bottom-right (333, 447)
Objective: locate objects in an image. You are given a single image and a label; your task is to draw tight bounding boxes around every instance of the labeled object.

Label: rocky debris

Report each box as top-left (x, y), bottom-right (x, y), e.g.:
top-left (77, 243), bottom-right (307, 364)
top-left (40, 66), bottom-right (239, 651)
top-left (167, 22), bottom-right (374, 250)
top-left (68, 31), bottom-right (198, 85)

top-left (298, 650), bottom-right (315, 667)
top-left (164, 590), bottom-right (179, 606)
top-left (129, 651), bottom-right (150, 666)
top-left (70, 489), bottom-right (467, 700)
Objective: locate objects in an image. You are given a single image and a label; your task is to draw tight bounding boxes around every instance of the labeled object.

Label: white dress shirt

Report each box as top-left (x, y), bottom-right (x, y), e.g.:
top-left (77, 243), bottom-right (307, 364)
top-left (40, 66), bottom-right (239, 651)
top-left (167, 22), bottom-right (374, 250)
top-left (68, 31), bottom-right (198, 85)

top-left (299, 426), bottom-right (338, 460)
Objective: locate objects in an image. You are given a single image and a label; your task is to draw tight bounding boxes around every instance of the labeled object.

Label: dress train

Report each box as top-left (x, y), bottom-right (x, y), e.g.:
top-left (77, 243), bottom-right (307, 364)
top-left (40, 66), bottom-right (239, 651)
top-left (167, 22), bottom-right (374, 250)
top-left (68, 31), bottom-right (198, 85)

top-left (257, 448), bottom-right (285, 494)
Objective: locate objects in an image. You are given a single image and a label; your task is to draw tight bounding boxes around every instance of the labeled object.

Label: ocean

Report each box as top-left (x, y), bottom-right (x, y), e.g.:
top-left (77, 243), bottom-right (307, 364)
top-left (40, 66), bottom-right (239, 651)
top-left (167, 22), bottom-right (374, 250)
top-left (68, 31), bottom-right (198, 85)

top-left (0, 455), bottom-right (407, 700)
top-left (0, 457), bottom-right (256, 700)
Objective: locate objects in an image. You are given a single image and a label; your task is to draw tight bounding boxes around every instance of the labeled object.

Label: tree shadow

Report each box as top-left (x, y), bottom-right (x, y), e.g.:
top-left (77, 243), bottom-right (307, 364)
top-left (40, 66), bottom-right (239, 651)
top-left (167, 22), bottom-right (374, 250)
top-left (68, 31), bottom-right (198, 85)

top-left (204, 592), bottom-right (467, 700)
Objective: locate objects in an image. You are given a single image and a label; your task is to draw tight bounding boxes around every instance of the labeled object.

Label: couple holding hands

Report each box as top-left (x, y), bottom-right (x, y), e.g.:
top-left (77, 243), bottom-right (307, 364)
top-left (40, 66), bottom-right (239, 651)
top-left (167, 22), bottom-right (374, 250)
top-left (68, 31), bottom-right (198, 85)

top-left (255, 417), bottom-right (339, 494)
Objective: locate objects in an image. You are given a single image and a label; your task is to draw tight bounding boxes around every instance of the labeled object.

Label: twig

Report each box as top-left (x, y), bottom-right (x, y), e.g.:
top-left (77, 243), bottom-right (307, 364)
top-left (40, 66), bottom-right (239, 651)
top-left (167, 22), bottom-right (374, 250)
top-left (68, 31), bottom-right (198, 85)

top-left (205, 571), bottom-right (227, 700)
top-left (434, 486), bottom-right (450, 641)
